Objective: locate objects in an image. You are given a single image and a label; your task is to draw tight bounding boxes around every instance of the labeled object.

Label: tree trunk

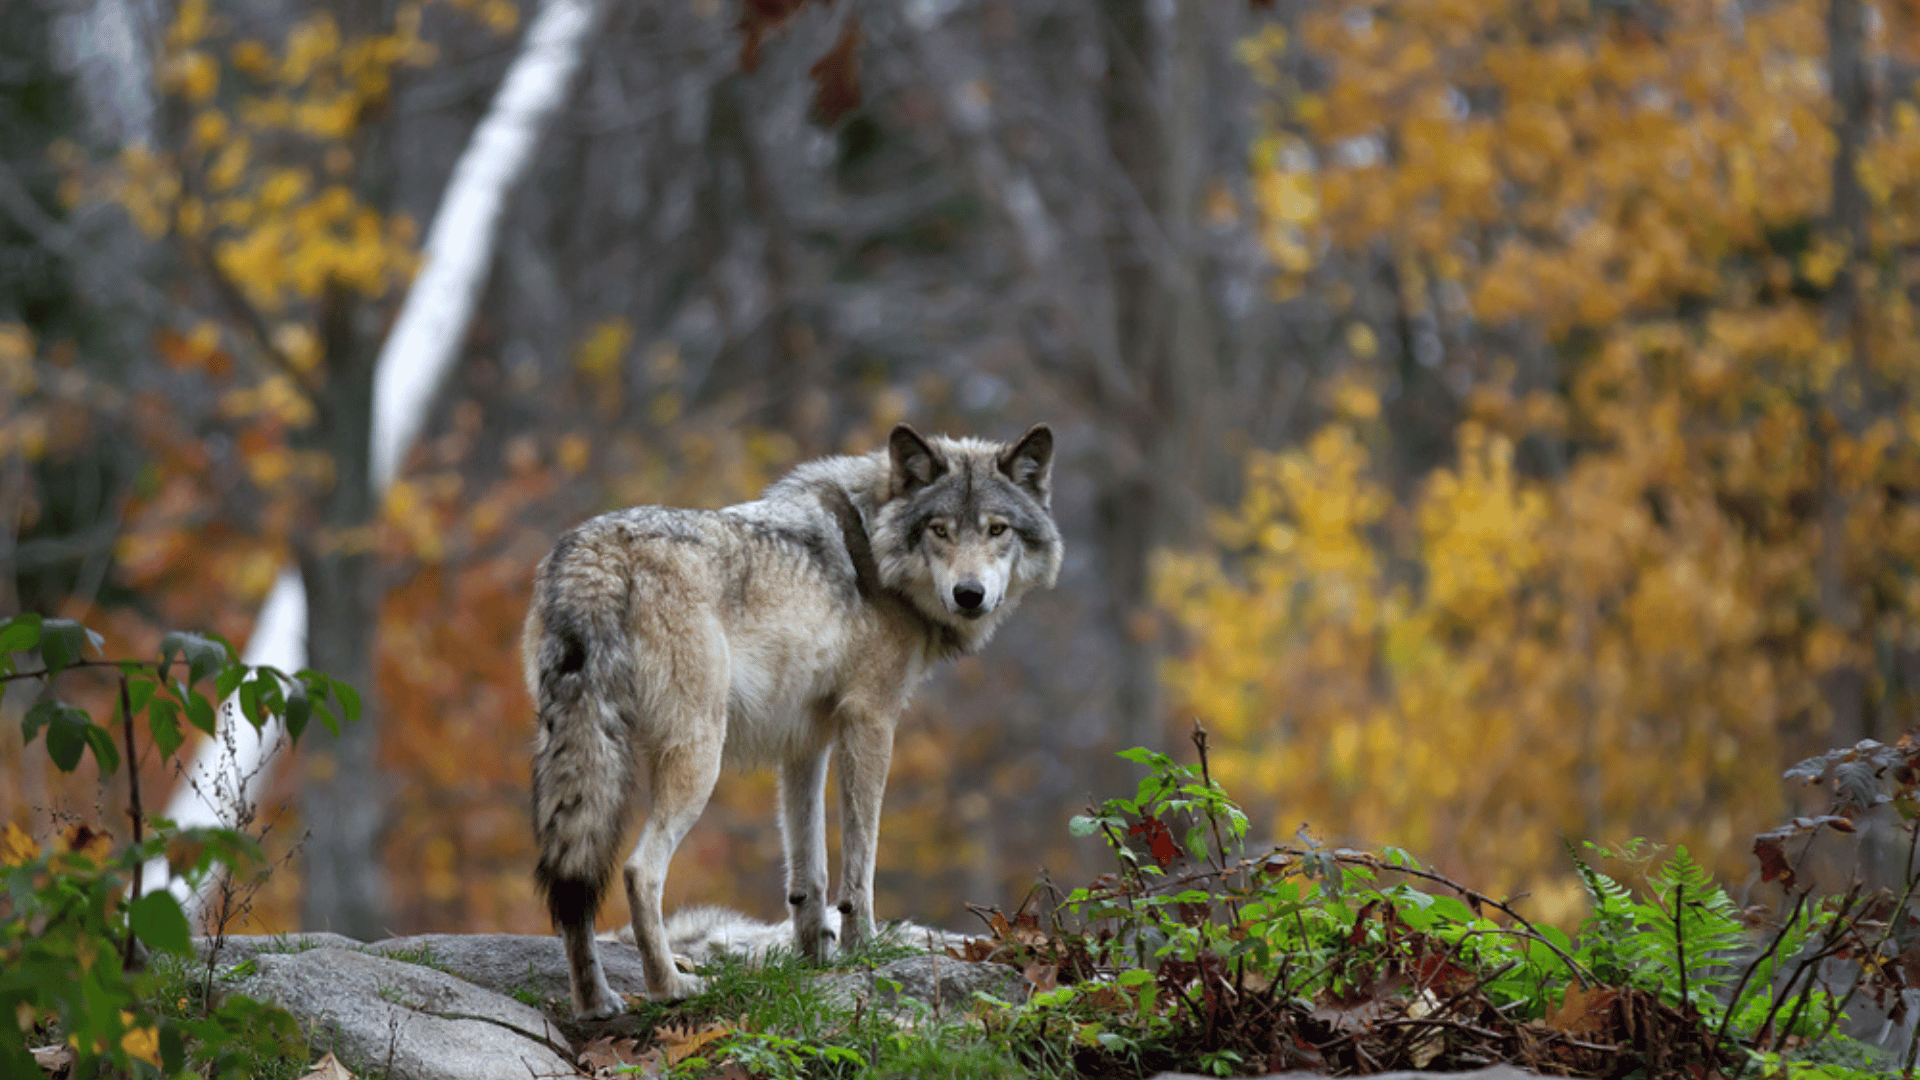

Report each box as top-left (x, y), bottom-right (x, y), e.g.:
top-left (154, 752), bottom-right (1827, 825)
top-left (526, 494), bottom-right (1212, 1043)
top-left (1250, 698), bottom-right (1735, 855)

top-left (152, 0), bottom-right (603, 920)
top-left (1818, 0), bottom-right (1870, 748)
top-left (296, 279), bottom-right (388, 938)
top-left (1819, 0), bottom-right (1887, 883)
top-left (1097, 0), bottom-right (1219, 757)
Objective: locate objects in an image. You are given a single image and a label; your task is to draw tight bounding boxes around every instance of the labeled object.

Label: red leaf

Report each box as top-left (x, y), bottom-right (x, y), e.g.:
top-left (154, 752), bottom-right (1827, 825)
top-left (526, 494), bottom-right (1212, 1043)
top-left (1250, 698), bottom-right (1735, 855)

top-left (1129, 815), bottom-right (1180, 868)
top-left (1752, 829), bottom-right (1796, 890)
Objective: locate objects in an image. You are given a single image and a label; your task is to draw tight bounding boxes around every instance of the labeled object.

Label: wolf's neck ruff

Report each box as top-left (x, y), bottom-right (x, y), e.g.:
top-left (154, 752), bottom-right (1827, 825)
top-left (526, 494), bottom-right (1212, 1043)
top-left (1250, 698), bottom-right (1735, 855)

top-left (525, 422), bottom-right (1061, 1017)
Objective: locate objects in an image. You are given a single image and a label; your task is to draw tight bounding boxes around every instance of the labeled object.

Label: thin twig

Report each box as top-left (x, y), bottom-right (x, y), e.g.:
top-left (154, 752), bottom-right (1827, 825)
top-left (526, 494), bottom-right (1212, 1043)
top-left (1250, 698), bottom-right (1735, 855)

top-left (1673, 880), bottom-right (1689, 1017)
top-left (2, 656), bottom-right (193, 682)
top-left (1713, 889), bottom-right (1808, 1053)
top-left (120, 674), bottom-right (144, 969)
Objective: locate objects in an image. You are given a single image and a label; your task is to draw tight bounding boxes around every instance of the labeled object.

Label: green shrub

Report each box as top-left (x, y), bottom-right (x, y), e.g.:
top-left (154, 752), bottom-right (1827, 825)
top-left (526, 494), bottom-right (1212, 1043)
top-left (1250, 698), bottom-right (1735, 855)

top-left (0, 612), bottom-right (358, 1077)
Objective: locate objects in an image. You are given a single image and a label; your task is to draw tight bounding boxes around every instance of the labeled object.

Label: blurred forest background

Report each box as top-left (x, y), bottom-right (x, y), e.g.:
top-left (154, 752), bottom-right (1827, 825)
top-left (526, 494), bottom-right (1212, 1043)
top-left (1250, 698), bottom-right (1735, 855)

top-left (5, 0), bottom-right (1920, 939)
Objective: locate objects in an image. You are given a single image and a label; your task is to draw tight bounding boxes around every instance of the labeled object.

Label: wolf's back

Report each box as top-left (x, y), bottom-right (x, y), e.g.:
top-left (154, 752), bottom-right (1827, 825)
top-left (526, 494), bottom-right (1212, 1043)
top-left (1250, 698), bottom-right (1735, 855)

top-left (528, 529), bottom-right (637, 931)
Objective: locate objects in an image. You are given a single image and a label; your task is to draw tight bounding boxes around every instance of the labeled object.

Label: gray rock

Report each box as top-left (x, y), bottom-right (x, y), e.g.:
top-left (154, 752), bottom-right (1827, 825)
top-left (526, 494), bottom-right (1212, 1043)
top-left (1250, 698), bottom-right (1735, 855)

top-left (366, 932), bottom-right (652, 1004)
top-left (220, 946), bottom-right (575, 1080)
top-left (816, 953), bottom-right (1028, 1013)
top-left (192, 932), bottom-right (362, 970)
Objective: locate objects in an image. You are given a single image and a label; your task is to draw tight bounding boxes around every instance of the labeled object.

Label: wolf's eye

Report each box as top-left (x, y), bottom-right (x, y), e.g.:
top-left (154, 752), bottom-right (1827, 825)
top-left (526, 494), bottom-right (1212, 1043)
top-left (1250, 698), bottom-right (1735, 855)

top-left (930, 523), bottom-right (949, 540)
top-left (988, 523), bottom-right (1008, 537)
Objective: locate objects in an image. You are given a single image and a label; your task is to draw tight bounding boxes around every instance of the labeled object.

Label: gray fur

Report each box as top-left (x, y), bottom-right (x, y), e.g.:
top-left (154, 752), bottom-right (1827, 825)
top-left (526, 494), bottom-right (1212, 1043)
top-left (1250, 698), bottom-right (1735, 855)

top-left (606, 905), bottom-right (974, 966)
top-left (527, 423), bottom-right (1061, 1017)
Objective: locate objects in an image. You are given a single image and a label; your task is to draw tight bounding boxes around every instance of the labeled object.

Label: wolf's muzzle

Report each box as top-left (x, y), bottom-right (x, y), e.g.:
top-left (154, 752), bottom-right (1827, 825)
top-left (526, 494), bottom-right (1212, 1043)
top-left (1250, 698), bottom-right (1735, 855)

top-left (953, 581), bottom-right (987, 616)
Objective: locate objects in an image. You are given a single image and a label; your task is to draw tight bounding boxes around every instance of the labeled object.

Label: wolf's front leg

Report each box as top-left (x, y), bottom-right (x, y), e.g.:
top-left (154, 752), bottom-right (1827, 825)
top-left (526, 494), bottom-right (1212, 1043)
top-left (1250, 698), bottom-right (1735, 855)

top-left (832, 717), bottom-right (896, 952)
top-left (779, 748), bottom-right (834, 961)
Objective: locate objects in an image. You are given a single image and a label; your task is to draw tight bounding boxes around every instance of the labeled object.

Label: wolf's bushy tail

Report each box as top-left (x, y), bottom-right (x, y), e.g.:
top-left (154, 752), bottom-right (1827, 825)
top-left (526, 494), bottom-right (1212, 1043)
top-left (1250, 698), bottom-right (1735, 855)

top-left (530, 550), bottom-right (635, 933)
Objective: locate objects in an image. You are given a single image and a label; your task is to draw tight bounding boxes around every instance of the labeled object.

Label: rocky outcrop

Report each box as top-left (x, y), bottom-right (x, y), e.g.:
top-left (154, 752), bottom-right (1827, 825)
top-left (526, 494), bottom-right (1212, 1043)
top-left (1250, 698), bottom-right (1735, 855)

top-left (219, 946), bottom-right (575, 1080)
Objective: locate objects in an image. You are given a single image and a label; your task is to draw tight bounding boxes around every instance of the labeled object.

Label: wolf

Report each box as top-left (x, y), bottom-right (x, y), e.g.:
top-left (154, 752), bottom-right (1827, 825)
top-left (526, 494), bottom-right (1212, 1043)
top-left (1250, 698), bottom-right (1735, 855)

top-left (526, 422), bottom-right (1061, 1018)
top-left (610, 905), bottom-right (974, 967)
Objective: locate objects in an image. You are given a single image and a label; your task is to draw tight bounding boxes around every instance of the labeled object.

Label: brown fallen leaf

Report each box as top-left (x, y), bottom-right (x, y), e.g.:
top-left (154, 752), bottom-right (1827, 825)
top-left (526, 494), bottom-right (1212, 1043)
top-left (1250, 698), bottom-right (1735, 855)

top-left (1547, 983), bottom-right (1620, 1036)
top-left (1022, 962), bottom-right (1058, 993)
top-left (657, 1020), bottom-right (733, 1066)
top-left (945, 938), bottom-right (996, 963)
top-left (299, 1052), bottom-right (355, 1080)
top-left (580, 1035), bottom-right (661, 1077)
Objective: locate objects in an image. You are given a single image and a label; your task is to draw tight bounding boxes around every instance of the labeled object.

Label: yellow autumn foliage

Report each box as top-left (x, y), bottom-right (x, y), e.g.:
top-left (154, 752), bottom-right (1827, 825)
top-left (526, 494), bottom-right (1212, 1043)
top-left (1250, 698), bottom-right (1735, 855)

top-left (1164, 0), bottom-right (1920, 919)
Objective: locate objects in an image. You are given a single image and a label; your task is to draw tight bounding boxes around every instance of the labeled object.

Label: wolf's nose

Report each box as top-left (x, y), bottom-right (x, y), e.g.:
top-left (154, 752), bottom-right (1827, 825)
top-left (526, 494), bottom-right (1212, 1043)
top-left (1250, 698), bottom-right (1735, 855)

top-left (953, 582), bottom-right (986, 610)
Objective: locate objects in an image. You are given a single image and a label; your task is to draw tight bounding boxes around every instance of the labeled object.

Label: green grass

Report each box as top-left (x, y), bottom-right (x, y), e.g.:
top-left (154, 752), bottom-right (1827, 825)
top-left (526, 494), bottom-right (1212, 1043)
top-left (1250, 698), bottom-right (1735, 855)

top-left (625, 939), bottom-right (1050, 1080)
top-left (260, 934), bottom-right (329, 955)
top-left (365, 940), bottom-right (454, 974)
top-left (146, 953), bottom-right (317, 1080)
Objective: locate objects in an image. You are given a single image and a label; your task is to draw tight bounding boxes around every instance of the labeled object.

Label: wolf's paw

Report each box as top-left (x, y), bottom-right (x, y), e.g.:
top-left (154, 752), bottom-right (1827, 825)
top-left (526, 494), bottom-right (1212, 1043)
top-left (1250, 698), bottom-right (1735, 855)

top-left (650, 971), bottom-right (707, 1001)
top-left (794, 921), bottom-right (837, 963)
top-left (573, 990), bottom-right (625, 1020)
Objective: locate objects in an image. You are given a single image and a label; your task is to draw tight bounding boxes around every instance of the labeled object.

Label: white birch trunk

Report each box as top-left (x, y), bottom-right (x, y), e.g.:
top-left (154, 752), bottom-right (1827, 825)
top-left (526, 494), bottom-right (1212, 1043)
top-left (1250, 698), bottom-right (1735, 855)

top-left (149, 0), bottom-right (602, 908)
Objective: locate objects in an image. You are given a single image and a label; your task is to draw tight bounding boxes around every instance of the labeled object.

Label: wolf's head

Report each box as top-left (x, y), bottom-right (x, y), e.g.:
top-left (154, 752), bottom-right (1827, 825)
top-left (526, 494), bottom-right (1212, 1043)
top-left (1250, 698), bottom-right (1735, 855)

top-left (871, 422), bottom-right (1063, 650)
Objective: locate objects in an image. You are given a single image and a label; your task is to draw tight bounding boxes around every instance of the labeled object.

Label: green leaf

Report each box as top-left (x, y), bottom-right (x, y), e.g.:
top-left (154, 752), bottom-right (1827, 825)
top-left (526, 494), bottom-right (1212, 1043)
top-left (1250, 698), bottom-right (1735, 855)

top-left (149, 698), bottom-right (183, 759)
top-left (128, 891), bottom-right (193, 954)
top-left (283, 680), bottom-right (311, 743)
top-left (1116, 968), bottom-right (1154, 987)
top-left (0, 612), bottom-right (42, 653)
top-left (160, 1026), bottom-right (186, 1073)
top-left (39, 618), bottom-right (89, 677)
top-left (332, 679), bottom-right (361, 724)
top-left (1068, 814), bottom-right (1102, 837)
top-left (21, 697), bottom-right (58, 744)
top-left (125, 676), bottom-right (158, 715)
top-left (184, 692), bottom-right (217, 736)
top-left (84, 722), bottom-right (121, 776)
top-left (160, 630), bottom-right (228, 688)
top-left (45, 705), bottom-right (90, 771)
top-left (238, 677), bottom-right (264, 730)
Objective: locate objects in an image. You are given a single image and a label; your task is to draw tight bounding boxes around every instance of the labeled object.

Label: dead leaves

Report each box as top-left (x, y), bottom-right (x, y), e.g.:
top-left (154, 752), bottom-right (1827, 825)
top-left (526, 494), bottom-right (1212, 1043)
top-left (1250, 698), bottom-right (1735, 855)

top-left (578, 1034), bottom-right (663, 1078)
top-left (297, 1053), bottom-right (355, 1080)
top-left (1752, 816), bottom-right (1854, 891)
top-left (576, 1020), bottom-right (733, 1078)
top-left (657, 1020), bottom-right (733, 1066)
top-left (1545, 984), bottom-right (1619, 1036)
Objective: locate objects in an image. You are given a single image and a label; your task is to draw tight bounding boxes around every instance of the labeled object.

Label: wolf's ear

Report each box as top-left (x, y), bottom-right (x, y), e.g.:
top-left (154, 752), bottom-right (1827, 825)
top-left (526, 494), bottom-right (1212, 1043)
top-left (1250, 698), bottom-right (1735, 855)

top-left (889, 423), bottom-right (947, 497)
top-left (997, 423), bottom-right (1053, 505)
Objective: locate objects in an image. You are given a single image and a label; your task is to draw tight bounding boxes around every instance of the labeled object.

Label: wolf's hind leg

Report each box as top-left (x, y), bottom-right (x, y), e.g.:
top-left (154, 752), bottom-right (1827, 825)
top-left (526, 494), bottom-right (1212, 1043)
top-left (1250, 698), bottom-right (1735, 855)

top-left (625, 737), bottom-right (722, 1000)
top-left (779, 746), bottom-right (833, 961)
top-left (556, 902), bottom-right (621, 1018)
